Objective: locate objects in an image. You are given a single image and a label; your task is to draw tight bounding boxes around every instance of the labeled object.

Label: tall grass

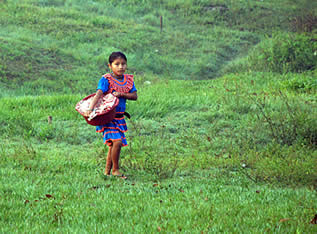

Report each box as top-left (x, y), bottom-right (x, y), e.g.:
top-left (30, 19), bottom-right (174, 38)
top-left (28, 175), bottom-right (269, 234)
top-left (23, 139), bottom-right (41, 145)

top-left (1, 72), bottom-right (315, 185)
top-left (1, 74), bottom-right (316, 232)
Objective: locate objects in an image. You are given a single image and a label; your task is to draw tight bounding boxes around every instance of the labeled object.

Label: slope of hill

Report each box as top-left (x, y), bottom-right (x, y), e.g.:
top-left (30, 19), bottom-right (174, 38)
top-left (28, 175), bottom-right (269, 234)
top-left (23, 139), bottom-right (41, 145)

top-left (1, 0), bottom-right (315, 94)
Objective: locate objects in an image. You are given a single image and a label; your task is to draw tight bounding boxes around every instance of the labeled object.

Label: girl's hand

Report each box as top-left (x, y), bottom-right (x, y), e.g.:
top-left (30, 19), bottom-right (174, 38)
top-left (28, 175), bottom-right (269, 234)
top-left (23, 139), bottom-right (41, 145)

top-left (112, 91), bottom-right (137, 100)
top-left (84, 110), bottom-right (92, 117)
top-left (113, 92), bottom-right (122, 98)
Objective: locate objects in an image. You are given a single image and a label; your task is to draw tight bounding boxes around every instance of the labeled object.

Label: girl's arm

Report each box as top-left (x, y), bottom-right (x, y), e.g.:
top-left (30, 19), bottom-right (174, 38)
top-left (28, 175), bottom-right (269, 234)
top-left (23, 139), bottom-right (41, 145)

top-left (89, 89), bottom-right (104, 109)
top-left (113, 91), bottom-right (138, 101)
top-left (84, 89), bottom-right (103, 117)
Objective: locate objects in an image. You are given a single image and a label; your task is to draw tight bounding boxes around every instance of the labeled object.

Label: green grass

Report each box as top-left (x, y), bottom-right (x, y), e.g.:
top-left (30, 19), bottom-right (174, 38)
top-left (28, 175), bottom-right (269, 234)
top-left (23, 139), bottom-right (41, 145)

top-left (0, 0), bottom-right (317, 232)
top-left (2, 0), bottom-right (309, 94)
top-left (1, 73), bottom-right (316, 232)
top-left (1, 140), bottom-right (316, 233)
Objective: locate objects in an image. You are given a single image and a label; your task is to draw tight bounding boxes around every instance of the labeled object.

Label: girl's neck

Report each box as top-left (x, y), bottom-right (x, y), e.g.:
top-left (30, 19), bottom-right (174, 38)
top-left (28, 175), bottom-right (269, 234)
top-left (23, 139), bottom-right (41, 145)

top-left (111, 73), bottom-right (124, 80)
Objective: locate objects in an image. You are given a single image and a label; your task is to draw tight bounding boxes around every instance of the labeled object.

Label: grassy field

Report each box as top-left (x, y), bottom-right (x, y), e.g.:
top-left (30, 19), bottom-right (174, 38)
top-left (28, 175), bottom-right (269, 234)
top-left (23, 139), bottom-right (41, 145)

top-left (0, 0), bottom-right (317, 232)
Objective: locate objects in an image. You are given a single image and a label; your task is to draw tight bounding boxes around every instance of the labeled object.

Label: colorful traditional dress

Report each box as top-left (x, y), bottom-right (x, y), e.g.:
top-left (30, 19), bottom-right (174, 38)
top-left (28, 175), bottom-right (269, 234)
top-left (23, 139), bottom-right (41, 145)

top-left (95, 73), bottom-right (137, 147)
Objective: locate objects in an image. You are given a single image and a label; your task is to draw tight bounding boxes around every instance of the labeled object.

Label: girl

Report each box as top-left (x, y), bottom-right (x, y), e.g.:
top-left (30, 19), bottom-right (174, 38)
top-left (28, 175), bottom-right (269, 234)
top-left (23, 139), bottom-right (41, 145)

top-left (85, 52), bottom-right (137, 179)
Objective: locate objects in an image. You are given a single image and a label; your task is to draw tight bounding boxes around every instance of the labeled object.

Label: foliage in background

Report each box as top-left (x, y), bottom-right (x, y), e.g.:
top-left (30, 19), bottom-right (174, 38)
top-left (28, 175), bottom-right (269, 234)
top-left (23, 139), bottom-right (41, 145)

top-left (287, 0), bottom-right (317, 33)
top-left (247, 33), bottom-right (316, 73)
top-left (222, 33), bottom-right (316, 75)
top-left (1, 0), bottom-right (316, 94)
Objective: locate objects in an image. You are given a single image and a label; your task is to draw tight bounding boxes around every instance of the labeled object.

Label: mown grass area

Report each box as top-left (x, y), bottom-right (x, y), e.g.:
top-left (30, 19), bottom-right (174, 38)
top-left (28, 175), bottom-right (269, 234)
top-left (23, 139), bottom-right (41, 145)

top-left (0, 0), bottom-right (316, 232)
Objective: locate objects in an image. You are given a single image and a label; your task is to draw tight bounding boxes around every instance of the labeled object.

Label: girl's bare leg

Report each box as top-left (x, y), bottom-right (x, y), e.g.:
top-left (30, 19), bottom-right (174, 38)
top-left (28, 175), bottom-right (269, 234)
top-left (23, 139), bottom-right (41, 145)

top-left (111, 140), bottom-right (126, 177)
top-left (104, 145), bottom-right (113, 176)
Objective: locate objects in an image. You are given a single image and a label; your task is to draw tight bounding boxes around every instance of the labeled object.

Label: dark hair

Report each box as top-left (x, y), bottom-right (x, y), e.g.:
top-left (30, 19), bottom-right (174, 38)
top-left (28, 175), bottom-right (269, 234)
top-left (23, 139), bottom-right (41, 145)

top-left (108, 51), bottom-right (127, 64)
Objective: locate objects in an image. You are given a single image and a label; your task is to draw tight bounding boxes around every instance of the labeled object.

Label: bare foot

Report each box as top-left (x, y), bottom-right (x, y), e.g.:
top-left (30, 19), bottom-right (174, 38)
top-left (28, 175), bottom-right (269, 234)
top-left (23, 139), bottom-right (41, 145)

top-left (104, 172), bottom-right (111, 176)
top-left (104, 167), bottom-right (112, 176)
top-left (112, 170), bottom-right (127, 179)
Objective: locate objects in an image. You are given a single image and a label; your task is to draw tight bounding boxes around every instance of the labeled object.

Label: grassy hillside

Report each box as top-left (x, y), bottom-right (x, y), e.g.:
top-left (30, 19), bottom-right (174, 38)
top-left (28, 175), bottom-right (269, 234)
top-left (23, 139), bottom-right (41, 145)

top-left (0, 0), bottom-right (316, 232)
top-left (1, 0), bottom-right (315, 94)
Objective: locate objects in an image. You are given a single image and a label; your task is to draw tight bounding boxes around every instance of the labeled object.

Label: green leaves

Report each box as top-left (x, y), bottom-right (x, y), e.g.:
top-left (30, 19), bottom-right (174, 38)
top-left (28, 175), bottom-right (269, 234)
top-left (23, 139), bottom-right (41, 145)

top-left (247, 32), bottom-right (316, 73)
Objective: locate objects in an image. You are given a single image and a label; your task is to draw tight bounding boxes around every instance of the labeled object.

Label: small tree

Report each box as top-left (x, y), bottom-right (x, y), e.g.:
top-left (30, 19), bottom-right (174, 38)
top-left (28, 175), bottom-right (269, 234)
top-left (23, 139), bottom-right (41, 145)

top-left (288, 0), bottom-right (317, 32)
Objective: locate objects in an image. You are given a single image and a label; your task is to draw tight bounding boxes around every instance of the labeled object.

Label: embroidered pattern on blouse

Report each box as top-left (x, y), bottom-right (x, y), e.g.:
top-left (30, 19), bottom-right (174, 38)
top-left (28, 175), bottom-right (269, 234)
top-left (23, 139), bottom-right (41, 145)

top-left (103, 73), bottom-right (134, 94)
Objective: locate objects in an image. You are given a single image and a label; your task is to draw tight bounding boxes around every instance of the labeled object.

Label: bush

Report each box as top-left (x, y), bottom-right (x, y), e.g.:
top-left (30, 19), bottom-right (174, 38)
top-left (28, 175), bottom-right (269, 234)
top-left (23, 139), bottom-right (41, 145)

top-left (247, 32), bottom-right (316, 73)
top-left (249, 90), bottom-right (317, 146)
top-left (280, 71), bottom-right (317, 93)
top-left (287, 0), bottom-right (317, 32)
top-left (291, 12), bottom-right (317, 33)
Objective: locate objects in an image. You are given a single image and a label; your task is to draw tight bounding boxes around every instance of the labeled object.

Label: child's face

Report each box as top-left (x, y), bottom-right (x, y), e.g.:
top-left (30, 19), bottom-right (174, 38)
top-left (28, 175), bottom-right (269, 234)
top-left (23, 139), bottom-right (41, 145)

top-left (108, 57), bottom-right (127, 77)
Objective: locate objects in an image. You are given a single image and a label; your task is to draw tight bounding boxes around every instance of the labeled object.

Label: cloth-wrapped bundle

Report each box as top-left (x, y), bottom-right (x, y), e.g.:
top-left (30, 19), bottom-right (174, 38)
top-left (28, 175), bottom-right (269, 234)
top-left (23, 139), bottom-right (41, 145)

top-left (75, 93), bottom-right (119, 126)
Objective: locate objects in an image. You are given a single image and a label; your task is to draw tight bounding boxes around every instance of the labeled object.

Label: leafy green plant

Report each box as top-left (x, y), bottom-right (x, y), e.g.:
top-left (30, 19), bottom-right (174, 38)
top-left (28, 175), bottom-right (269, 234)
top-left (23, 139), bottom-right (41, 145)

top-left (280, 71), bottom-right (317, 92)
top-left (247, 32), bottom-right (316, 73)
top-left (249, 90), bottom-right (316, 146)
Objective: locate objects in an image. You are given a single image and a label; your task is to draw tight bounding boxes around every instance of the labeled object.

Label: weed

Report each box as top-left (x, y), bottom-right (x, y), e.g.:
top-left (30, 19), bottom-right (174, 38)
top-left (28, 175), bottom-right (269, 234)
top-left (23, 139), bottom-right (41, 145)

top-left (249, 90), bottom-right (316, 146)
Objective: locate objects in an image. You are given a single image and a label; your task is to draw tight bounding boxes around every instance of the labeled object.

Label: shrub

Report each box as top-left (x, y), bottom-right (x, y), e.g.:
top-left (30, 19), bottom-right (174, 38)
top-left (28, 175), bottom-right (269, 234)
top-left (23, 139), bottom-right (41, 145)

top-left (291, 11), bottom-right (317, 33)
top-left (280, 71), bottom-right (317, 93)
top-left (249, 90), bottom-right (317, 146)
top-left (247, 32), bottom-right (316, 73)
top-left (287, 0), bottom-right (317, 32)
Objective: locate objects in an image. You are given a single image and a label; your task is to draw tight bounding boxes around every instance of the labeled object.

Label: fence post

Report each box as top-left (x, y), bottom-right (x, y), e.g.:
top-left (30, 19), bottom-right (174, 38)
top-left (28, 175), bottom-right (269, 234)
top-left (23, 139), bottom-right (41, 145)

top-left (160, 16), bottom-right (163, 32)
